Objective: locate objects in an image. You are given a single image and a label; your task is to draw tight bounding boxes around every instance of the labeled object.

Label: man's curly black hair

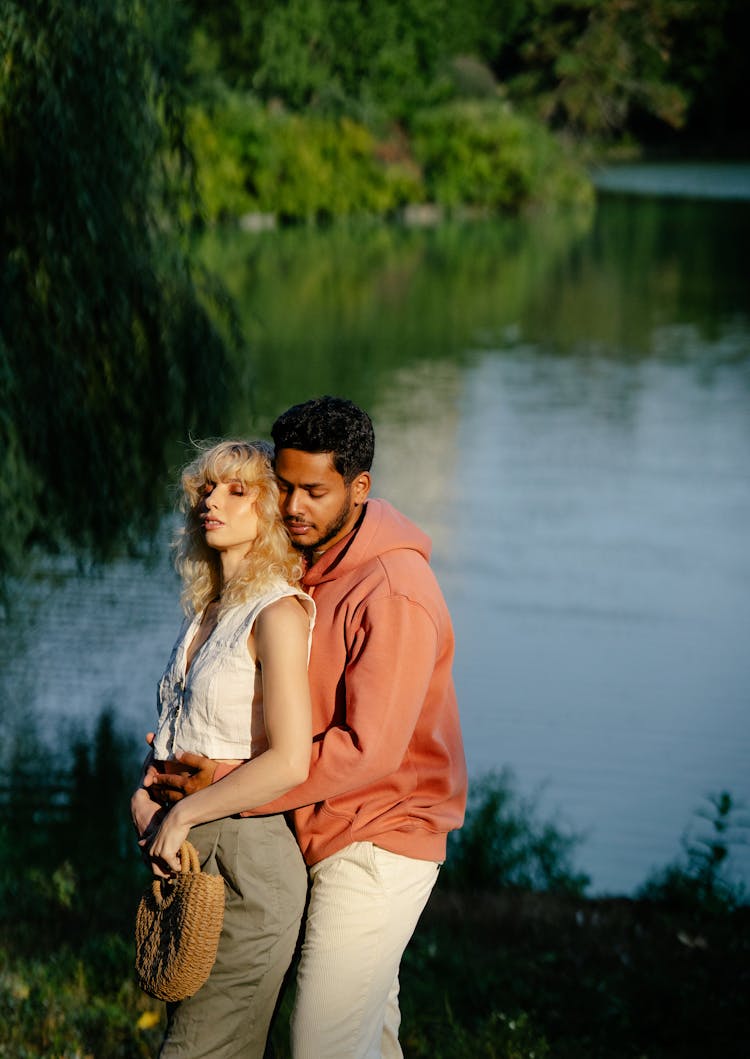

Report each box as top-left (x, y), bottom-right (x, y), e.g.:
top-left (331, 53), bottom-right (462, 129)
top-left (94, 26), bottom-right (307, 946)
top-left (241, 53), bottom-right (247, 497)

top-left (271, 396), bottom-right (374, 483)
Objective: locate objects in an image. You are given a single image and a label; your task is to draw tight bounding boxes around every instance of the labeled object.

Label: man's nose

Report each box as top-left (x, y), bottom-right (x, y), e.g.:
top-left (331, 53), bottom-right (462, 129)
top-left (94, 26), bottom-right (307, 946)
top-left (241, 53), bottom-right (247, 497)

top-left (282, 488), bottom-right (303, 517)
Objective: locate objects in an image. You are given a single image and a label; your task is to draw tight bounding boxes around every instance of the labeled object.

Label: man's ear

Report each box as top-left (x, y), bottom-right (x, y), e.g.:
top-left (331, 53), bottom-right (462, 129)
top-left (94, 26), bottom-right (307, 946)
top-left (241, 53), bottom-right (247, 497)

top-left (352, 471), bottom-right (371, 505)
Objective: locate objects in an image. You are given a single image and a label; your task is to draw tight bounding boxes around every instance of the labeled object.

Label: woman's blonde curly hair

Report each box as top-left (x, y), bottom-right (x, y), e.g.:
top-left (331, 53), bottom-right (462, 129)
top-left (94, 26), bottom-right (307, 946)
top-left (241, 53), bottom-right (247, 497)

top-left (174, 439), bottom-right (302, 615)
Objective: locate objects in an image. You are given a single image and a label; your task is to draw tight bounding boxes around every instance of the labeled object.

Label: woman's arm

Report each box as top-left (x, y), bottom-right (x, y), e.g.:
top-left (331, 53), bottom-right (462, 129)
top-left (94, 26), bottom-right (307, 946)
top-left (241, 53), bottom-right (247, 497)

top-left (148, 595), bottom-right (312, 873)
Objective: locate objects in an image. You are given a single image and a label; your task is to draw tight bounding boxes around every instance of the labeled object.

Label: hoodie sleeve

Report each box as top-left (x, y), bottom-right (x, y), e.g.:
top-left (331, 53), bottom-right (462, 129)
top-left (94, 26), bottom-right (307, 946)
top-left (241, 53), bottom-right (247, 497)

top-left (217, 592), bottom-right (440, 814)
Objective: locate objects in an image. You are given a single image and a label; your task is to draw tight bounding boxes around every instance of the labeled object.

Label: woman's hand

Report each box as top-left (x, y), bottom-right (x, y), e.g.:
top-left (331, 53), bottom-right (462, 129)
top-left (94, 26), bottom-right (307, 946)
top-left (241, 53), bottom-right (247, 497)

top-left (148, 801), bottom-right (191, 877)
top-left (131, 785), bottom-right (163, 839)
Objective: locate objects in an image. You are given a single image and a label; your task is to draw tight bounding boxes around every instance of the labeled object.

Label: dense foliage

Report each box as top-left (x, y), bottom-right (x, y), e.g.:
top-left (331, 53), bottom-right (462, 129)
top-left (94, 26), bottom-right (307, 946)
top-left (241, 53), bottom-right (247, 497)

top-left (185, 0), bottom-right (493, 117)
top-left (188, 97), bottom-right (424, 223)
top-left (0, 0), bottom-right (233, 577)
top-left (185, 0), bottom-right (747, 146)
top-left (176, 0), bottom-right (746, 224)
top-left (188, 93), bottom-right (592, 224)
top-left (506, 0), bottom-right (691, 137)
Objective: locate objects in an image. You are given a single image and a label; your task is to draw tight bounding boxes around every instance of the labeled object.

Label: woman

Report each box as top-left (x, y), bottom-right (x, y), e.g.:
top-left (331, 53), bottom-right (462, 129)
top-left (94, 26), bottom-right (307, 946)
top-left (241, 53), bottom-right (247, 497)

top-left (130, 439), bottom-right (314, 1059)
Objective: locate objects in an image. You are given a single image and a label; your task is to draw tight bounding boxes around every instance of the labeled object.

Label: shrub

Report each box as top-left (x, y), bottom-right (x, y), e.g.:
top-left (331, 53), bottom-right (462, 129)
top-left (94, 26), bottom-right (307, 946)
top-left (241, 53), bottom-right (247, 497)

top-left (188, 95), bottom-right (592, 224)
top-left (410, 99), bottom-right (593, 213)
top-left (0, 707), bottom-right (147, 946)
top-left (442, 767), bottom-right (589, 895)
top-left (187, 98), bottom-right (262, 221)
top-left (638, 790), bottom-right (748, 914)
top-left (189, 95), bottom-right (423, 223)
top-left (0, 706), bottom-right (164, 1056)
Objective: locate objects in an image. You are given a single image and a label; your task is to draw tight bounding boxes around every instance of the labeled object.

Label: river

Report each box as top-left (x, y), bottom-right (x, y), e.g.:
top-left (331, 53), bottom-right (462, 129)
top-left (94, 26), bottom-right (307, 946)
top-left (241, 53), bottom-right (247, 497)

top-left (2, 164), bottom-right (749, 895)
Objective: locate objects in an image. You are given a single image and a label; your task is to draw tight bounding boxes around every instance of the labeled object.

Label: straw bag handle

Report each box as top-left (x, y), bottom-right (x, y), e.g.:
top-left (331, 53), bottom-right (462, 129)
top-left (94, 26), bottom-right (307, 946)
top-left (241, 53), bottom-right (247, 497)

top-left (151, 841), bottom-right (200, 907)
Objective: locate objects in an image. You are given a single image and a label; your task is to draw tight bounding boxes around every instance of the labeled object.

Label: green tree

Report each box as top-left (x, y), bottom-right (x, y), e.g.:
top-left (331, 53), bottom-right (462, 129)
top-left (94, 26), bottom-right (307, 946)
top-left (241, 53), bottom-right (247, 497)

top-left (183, 0), bottom-right (746, 151)
top-left (505, 0), bottom-right (692, 140)
top-left (186, 0), bottom-right (507, 119)
top-left (0, 0), bottom-right (232, 577)
top-left (660, 0), bottom-right (750, 152)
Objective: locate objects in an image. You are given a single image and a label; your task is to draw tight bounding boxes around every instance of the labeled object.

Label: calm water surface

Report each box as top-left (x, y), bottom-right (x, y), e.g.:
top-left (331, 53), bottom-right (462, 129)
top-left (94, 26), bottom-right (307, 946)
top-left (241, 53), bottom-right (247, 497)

top-left (3, 173), bottom-right (749, 895)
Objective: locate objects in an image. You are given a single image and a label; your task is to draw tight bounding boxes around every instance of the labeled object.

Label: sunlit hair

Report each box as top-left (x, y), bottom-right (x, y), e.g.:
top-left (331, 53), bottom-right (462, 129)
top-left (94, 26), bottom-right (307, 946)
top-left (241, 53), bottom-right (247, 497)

top-left (174, 439), bottom-right (302, 615)
top-left (271, 395), bottom-right (374, 482)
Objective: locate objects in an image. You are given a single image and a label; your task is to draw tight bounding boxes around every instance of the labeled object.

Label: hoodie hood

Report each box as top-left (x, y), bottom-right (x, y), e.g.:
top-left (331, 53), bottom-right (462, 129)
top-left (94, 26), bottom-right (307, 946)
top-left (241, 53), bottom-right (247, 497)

top-left (303, 499), bottom-right (431, 588)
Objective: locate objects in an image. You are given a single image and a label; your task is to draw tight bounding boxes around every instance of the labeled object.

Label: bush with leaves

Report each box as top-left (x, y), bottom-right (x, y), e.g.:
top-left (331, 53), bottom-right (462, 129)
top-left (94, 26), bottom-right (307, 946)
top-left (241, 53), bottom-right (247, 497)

top-left (638, 790), bottom-right (748, 914)
top-left (411, 99), bottom-right (592, 212)
top-left (189, 96), bottom-right (424, 224)
top-left (0, 708), bottom-right (146, 947)
top-left (188, 94), bottom-right (591, 224)
top-left (501, 0), bottom-right (691, 141)
top-left (183, 0), bottom-right (508, 120)
top-left (442, 767), bottom-right (589, 895)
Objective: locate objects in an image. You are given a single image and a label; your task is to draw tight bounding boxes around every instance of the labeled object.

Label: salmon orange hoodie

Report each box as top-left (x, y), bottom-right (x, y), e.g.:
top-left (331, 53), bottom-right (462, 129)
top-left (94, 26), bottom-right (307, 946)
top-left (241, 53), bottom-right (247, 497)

top-left (216, 498), bottom-right (467, 866)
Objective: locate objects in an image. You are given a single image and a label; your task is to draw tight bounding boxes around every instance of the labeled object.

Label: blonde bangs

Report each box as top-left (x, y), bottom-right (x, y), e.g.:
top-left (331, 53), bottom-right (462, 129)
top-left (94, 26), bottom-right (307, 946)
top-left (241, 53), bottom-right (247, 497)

top-left (180, 440), bottom-right (273, 509)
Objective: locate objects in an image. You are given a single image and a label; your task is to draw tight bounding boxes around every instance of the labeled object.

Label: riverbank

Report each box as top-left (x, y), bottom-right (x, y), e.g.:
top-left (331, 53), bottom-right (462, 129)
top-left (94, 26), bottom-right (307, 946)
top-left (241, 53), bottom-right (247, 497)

top-left (1, 712), bottom-right (747, 1057)
top-left (398, 887), bottom-right (750, 1058)
top-left (1, 884), bottom-right (747, 1058)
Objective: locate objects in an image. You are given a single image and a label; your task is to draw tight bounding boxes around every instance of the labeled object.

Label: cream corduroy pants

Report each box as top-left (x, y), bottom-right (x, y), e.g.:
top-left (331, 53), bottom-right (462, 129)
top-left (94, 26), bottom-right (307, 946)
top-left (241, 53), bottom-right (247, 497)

top-left (290, 841), bottom-right (440, 1059)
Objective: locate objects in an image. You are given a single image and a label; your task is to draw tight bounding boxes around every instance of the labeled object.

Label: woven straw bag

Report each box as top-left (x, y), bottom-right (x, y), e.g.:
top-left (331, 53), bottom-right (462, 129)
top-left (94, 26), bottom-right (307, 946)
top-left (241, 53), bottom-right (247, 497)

top-left (135, 840), bottom-right (225, 1002)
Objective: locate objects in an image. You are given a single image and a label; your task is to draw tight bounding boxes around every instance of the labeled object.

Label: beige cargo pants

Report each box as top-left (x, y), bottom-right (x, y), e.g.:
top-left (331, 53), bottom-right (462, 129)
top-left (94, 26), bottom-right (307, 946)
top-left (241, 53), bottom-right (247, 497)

top-left (158, 813), bottom-right (307, 1059)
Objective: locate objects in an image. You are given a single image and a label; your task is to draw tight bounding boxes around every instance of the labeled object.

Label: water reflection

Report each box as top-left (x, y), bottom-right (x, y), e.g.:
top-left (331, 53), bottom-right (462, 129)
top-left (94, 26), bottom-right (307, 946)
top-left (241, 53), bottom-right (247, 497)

top-left (195, 208), bottom-right (594, 432)
top-left (2, 192), bottom-right (749, 895)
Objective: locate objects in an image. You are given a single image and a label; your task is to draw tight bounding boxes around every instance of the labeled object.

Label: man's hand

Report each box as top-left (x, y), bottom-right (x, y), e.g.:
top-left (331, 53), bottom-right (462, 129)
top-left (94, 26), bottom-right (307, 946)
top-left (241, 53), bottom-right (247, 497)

top-left (148, 750), bottom-right (218, 805)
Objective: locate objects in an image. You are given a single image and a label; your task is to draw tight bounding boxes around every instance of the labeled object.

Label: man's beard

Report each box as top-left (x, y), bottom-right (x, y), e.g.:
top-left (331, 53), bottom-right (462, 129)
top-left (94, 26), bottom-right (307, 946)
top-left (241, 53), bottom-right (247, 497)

top-left (289, 491), bottom-right (353, 554)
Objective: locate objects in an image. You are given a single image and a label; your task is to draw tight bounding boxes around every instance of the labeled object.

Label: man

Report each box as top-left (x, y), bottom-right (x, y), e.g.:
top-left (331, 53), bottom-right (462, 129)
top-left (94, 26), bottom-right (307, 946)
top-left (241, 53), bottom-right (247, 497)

top-left (149, 395), bottom-right (467, 1058)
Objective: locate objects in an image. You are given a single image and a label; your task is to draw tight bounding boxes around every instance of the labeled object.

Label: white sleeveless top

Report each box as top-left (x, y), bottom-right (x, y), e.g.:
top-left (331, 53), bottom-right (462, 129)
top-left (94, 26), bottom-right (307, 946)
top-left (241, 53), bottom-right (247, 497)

top-left (152, 579), bottom-right (315, 761)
